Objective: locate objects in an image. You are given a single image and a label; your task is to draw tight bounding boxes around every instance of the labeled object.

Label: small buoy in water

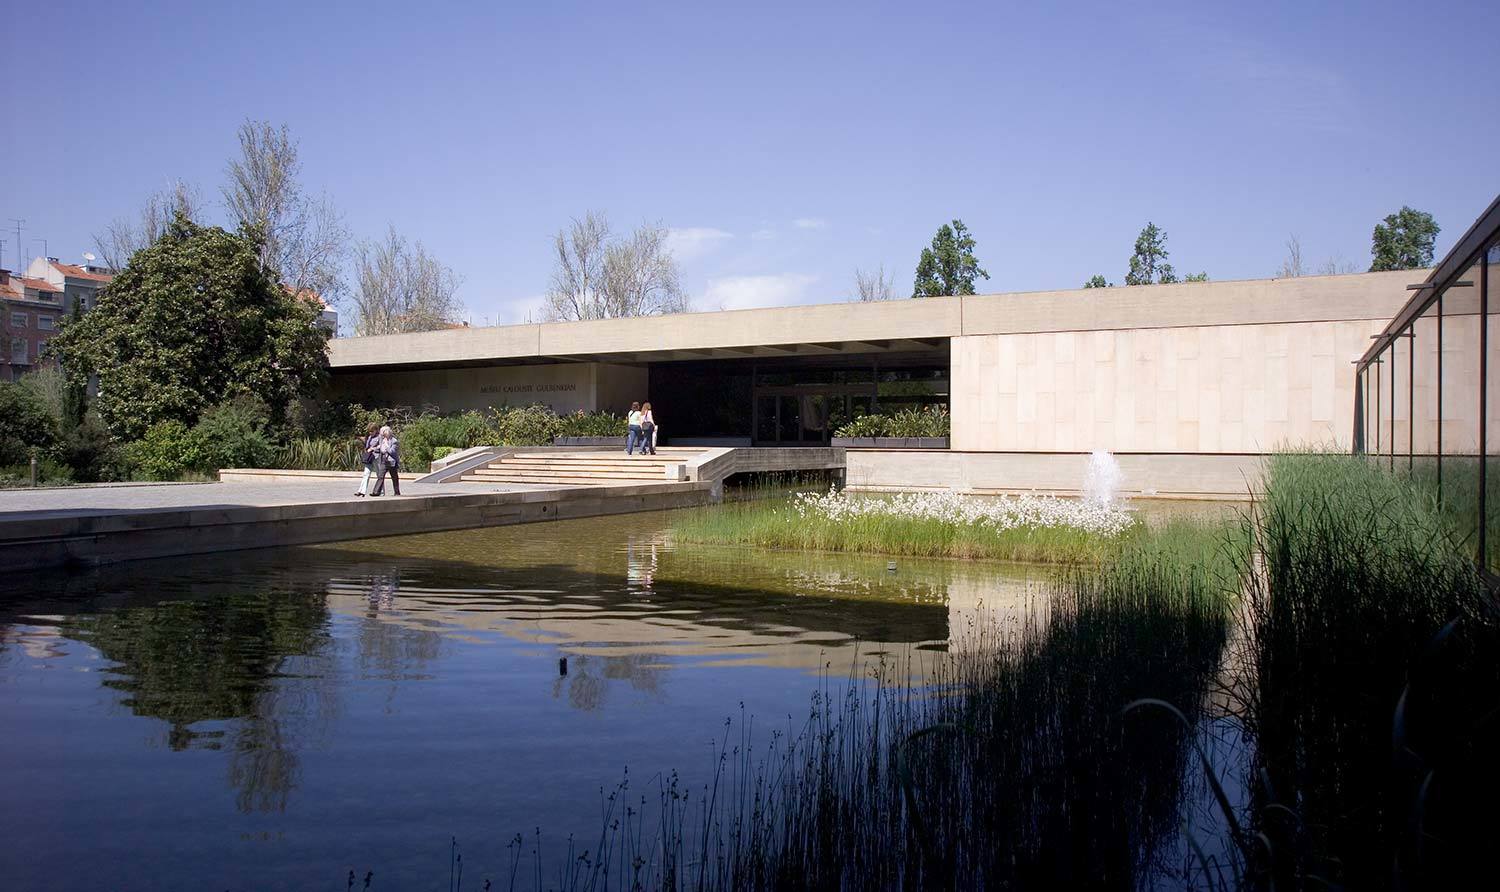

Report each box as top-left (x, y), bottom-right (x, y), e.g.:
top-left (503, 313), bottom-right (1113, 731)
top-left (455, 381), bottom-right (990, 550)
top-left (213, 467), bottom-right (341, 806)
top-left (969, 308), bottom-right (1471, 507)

top-left (558, 657), bottom-right (568, 676)
top-left (887, 561), bottom-right (898, 573)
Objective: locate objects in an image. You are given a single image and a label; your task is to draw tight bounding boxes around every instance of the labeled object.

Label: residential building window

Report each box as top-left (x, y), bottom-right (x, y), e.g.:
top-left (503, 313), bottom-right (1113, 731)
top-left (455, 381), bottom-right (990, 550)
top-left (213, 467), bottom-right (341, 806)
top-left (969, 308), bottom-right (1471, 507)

top-left (10, 312), bottom-right (25, 329)
top-left (10, 338), bottom-right (26, 364)
top-left (38, 315), bottom-right (55, 331)
top-left (36, 340), bottom-right (48, 357)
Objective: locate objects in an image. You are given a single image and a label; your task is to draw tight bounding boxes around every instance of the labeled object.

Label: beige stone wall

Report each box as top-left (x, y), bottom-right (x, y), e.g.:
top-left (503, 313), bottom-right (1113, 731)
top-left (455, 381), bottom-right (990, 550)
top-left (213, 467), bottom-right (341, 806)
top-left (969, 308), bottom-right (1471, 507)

top-left (330, 363), bottom-right (600, 414)
top-left (951, 319), bottom-right (1389, 453)
top-left (846, 449), bottom-right (1265, 499)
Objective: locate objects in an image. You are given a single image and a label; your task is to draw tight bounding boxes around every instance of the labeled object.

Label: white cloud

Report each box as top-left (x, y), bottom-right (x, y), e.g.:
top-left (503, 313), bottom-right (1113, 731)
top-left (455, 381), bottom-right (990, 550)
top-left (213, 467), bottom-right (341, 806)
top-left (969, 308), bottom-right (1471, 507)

top-left (665, 227), bottom-right (734, 262)
top-left (792, 217), bottom-right (828, 231)
top-left (750, 228), bottom-right (777, 241)
top-left (701, 273), bottom-right (818, 311)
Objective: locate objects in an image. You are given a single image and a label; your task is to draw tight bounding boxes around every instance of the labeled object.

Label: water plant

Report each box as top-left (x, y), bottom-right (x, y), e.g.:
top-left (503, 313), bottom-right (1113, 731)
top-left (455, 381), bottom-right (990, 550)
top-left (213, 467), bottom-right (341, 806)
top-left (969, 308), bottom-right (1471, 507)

top-left (673, 488), bottom-right (1141, 563)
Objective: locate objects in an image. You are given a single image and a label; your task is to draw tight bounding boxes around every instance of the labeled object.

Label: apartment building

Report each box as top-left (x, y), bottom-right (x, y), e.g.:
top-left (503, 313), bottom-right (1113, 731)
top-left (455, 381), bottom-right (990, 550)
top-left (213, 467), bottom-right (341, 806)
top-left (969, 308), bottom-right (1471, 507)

top-left (0, 267), bottom-right (69, 381)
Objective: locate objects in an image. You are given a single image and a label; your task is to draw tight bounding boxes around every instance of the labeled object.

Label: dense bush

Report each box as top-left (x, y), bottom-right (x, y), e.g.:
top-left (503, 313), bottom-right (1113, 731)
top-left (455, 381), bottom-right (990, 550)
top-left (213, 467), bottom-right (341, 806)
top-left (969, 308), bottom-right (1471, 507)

top-left (400, 410), bottom-right (495, 466)
top-left (192, 397), bottom-right (277, 470)
top-left (492, 404), bottom-right (564, 446)
top-left (0, 380), bottom-right (60, 465)
top-left (60, 413), bottom-right (126, 483)
top-left (127, 420), bottom-right (205, 480)
top-left (558, 410), bottom-right (628, 438)
top-left (833, 405), bottom-right (950, 438)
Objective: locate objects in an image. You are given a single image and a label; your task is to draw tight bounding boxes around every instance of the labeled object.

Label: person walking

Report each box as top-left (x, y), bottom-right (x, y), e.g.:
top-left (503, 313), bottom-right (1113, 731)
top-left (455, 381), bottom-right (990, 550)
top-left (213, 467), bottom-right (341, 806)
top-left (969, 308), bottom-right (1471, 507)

top-left (370, 425), bottom-right (402, 496)
top-left (354, 422), bottom-right (380, 497)
top-left (640, 402), bottom-right (658, 455)
top-left (626, 401), bottom-right (644, 455)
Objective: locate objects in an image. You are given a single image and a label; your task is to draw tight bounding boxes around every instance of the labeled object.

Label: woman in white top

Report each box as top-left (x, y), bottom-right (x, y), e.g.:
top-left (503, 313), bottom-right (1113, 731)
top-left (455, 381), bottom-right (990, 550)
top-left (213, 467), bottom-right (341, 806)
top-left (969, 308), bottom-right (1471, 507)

top-left (626, 402), bottom-right (644, 455)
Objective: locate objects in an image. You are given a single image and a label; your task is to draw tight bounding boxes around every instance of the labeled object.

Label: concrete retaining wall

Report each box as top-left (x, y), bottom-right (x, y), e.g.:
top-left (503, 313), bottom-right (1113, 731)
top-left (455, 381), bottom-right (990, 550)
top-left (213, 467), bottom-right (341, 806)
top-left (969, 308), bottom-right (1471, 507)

top-left (2, 482), bottom-right (715, 571)
top-left (845, 449), bottom-right (1263, 500)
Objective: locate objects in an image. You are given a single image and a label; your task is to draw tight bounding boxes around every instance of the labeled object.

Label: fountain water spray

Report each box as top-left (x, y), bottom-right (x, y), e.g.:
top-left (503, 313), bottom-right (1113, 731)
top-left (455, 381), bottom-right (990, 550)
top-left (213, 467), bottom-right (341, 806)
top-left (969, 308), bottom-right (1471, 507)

top-left (1083, 450), bottom-right (1123, 506)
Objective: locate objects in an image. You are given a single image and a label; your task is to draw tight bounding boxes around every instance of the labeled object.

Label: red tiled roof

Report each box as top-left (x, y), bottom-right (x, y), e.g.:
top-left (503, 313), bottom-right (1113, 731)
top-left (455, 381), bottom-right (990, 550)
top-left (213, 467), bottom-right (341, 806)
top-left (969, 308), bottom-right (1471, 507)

top-left (51, 262), bottom-right (113, 283)
top-left (18, 277), bottom-right (60, 293)
top-left (283, 283), bottom-right (331, 309)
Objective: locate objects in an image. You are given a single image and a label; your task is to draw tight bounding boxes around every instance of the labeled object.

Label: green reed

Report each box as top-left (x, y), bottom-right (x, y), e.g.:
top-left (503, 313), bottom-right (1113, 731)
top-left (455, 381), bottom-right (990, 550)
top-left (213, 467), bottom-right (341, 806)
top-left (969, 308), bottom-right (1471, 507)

top-left (1232, 453), bottom-right (1499, 890)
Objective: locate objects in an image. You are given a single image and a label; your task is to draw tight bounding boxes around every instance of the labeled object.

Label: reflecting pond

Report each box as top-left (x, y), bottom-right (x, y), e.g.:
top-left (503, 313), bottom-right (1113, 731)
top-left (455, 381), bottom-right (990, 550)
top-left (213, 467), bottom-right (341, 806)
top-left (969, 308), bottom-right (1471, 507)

top-left (0, 510), bottom-right (1056, 890)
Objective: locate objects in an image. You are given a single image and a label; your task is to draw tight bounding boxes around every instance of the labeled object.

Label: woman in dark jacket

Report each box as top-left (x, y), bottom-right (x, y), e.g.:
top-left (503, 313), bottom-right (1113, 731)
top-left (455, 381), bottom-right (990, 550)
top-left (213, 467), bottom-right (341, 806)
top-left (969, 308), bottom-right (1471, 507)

top-left (370, 425), bottom-right (402, 496)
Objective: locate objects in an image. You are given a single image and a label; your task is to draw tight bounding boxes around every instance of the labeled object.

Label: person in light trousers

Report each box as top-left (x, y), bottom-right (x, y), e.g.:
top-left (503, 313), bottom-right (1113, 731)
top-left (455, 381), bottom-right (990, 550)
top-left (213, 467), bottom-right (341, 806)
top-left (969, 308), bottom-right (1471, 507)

top-left (354, 423), bottom-right (380, 497)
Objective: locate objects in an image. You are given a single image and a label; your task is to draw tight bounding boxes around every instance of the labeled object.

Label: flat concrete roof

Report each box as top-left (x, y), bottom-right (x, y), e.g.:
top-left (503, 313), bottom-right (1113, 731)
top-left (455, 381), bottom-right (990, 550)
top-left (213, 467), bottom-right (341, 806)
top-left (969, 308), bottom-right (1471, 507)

top-left (329, 270), bottom-right (1419, 371)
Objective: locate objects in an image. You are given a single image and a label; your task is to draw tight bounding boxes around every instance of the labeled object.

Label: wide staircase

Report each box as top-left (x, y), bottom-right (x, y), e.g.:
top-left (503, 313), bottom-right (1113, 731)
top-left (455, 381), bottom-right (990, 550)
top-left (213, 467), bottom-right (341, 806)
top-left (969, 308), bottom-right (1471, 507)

top-left (460, 448), bottom-right (707, 487)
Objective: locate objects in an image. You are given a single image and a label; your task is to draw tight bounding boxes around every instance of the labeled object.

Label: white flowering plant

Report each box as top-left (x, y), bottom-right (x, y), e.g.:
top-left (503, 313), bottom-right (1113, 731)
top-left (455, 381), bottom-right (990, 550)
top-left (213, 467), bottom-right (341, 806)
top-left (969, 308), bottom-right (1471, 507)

top-left (788, 489), bottom-right (1135, 538)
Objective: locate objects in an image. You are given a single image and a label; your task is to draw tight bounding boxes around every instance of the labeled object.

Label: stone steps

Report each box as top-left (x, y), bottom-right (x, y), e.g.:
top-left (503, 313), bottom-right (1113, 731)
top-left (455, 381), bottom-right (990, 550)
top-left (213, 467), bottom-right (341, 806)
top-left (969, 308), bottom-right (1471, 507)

top-left (460, 448), bottom-right (705, 486)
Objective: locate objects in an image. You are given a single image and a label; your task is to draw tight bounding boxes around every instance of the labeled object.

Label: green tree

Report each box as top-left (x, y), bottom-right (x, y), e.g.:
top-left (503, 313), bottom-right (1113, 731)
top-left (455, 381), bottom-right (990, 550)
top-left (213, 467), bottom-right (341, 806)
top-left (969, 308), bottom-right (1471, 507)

top-left (913, 220), bottom-right (989, 297)
top-left (1083, 275), bottom-right (1111, 289)
top-left (1183, 271), bottom-right (1209, 282)
top-left (51, 213), bottom-right (329, 441)
top-left (1125, 223), bottom-right (1178, 285)
top-left (1369, 206), bottom-right (1439, 271)
top-left (0, 381), bottom-right (59, 465)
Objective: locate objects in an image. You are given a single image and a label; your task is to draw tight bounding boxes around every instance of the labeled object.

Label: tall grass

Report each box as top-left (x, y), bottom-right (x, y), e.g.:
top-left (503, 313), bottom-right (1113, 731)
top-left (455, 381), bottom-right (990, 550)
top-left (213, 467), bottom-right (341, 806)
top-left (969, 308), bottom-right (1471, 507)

top-left (1234, 453), bottom-right (1499, 889)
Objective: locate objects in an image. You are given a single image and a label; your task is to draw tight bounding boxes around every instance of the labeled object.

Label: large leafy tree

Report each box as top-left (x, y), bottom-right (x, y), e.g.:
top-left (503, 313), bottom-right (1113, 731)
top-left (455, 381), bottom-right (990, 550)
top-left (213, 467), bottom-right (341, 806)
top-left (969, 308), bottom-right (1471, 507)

top-left (52, 214), bottom-right (329, 440)
top-left (1125, 223), bottom-right (1178, 285)
top-left (913, 220), bottom-right (989, 297)
top-left (1369, 206), bottom-right (1439, 271)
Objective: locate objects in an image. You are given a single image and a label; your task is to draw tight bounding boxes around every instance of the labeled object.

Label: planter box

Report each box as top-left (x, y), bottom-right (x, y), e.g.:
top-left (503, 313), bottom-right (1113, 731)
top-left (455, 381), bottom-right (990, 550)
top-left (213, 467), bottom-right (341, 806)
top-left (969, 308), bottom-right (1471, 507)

top-left (832, 436), bottom-right (949, 450)
top-left (554, 436), bottom-right (628, 447)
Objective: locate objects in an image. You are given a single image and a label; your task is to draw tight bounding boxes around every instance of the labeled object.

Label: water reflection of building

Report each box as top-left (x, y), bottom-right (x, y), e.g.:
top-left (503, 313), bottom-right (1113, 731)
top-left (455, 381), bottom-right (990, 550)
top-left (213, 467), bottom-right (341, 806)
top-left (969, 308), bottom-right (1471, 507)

top-left (319, 543), bottom-right (1053, 699)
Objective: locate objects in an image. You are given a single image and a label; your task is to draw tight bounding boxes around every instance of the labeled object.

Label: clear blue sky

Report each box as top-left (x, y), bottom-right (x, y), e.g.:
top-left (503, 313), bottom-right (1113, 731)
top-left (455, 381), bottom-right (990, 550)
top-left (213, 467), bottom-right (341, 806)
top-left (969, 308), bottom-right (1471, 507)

top-left (4, 0), bottom-right (1497, 326)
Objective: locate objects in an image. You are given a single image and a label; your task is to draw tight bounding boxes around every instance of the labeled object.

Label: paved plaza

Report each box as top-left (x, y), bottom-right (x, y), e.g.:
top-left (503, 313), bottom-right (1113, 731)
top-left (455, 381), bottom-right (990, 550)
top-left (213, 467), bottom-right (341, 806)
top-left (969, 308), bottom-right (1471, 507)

top-left (0, 477), bottom-right (557, 519)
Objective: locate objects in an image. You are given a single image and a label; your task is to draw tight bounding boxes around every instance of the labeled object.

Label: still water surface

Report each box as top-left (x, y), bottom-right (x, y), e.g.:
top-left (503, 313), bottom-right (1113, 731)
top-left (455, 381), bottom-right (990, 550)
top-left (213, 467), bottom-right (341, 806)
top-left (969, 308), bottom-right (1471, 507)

top-left (0, 510), bottom-right (1051, 890)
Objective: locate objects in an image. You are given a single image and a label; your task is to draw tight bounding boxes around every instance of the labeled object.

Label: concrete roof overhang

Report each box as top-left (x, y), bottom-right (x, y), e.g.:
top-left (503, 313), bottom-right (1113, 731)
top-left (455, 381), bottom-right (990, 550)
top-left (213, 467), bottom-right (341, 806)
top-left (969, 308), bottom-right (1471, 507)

top-left (329, 271), bottom-right (1417, 373)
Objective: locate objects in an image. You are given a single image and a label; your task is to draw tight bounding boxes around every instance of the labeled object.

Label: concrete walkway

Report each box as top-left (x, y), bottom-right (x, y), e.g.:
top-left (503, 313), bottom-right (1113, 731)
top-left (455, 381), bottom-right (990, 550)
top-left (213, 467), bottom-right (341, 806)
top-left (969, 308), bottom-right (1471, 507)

top-left (0, 476), bottom-right (714, 571)
top-left (0, 478), bottom-right (553, 518)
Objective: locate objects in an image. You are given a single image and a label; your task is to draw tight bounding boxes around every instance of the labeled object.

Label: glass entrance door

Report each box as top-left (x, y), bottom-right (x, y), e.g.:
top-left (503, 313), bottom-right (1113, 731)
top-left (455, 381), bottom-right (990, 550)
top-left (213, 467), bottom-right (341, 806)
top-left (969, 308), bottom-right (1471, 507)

top-left (753, 389), bottom-right (861, 445)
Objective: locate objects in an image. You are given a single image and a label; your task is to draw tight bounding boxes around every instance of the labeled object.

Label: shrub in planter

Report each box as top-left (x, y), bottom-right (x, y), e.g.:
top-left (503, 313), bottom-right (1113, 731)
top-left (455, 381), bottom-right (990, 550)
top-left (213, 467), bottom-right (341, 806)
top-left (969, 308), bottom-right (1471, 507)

top-left (834, 405), bottom-right (950, 440)
top-left (834, 413), bottom-right (889, 439)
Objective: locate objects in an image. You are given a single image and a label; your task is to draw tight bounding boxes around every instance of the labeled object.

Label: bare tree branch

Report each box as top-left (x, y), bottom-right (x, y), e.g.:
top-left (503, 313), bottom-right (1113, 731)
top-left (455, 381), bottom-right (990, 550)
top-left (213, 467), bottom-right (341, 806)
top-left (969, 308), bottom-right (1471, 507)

top-left (854, 264), bottom-right (895, 301)
top-left (1277, 234), bottom-right (1306, 278)
top-left (601, 222), bottom-right (688, 318)
top-left (92, 180), bottom-right (201, 271)
top-left (543, 212), bottom-right (610, 322)
top-left (542, 214), bottom-right (687, 321)
top-left (351, 227), bottom-right (464, 335)
top-left (223, 119), bottom-right (348, 302)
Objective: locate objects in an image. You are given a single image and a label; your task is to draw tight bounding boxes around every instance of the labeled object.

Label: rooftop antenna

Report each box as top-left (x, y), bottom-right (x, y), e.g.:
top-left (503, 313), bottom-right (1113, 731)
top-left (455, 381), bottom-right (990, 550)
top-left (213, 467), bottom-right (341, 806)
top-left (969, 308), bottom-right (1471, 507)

top-left (9, 218), bottom-right (22, 271)
top-left (82, 252), bottom-right (96, 265)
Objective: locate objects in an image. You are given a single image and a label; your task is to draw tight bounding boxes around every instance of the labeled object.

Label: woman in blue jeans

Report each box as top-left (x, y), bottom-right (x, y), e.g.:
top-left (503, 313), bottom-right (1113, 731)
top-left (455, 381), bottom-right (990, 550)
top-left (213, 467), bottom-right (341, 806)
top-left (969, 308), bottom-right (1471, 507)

top-left (626, 402), bottom-right (644, 454)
